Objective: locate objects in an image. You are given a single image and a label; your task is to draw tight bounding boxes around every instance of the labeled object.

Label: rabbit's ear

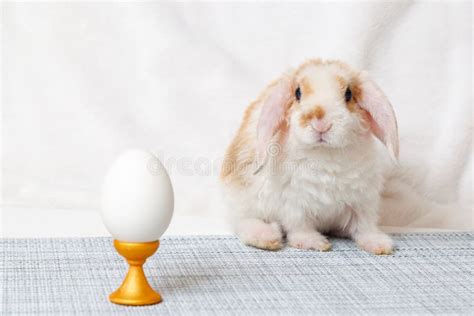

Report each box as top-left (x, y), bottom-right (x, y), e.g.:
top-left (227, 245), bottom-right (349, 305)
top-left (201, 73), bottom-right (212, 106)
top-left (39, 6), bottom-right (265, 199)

top-left (255, 76), bottom-right (294, 173)
top-left (357, 72), bottom-right (399, 160)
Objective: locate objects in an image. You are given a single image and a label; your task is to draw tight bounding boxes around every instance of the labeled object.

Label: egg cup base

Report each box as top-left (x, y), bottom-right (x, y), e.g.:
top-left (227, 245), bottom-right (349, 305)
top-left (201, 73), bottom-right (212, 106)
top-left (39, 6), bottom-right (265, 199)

top-left (109, 240), bottom-right (162, 306)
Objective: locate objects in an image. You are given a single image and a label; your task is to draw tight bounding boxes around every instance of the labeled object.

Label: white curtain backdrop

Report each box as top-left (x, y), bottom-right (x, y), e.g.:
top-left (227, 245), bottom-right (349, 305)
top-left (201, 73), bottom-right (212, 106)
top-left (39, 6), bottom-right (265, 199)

top-left (2, 1), bottom-right (472, 235)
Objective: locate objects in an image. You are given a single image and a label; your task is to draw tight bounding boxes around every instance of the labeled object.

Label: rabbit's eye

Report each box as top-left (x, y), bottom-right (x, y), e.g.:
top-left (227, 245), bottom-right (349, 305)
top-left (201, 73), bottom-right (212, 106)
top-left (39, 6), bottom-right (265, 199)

top-left (295, 87), bottom-right (301, 101)
top-left (344, 87), bottom-right (352, 102)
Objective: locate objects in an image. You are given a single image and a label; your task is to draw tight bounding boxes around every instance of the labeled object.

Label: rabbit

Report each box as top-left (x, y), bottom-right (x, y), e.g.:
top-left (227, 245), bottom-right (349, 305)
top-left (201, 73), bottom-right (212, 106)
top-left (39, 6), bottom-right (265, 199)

top-left (220, 59), bottom-right (399, 255)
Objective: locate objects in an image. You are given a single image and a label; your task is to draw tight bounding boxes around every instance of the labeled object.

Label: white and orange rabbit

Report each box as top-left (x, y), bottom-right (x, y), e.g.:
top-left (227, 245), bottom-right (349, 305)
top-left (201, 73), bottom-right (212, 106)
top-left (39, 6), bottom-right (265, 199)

top-left (220, 59), bottom-right (399, 255)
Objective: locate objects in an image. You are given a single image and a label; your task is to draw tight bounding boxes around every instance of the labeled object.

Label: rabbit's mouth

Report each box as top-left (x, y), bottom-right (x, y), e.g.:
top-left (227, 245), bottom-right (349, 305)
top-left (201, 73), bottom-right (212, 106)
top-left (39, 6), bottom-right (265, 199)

top-left (314, 132), bottom-right (329, 144)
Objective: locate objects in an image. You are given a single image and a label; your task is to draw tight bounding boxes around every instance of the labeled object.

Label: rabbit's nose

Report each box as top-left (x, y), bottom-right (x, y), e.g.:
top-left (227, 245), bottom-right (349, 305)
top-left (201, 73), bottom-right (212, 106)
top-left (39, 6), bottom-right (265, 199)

top-left (311, 120), bottom-right (333, 133)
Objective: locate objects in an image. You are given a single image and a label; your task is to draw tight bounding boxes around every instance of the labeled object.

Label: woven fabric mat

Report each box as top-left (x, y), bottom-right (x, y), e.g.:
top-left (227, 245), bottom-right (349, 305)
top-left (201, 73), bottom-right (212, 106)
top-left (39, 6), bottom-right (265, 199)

top-left (1, 233), bottom-right (473, 315)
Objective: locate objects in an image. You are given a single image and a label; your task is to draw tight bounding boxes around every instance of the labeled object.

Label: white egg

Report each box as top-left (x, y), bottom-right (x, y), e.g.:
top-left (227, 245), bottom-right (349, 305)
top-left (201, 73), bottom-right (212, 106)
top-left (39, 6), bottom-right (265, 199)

top-left (101, 149), bottom-right (174, 242)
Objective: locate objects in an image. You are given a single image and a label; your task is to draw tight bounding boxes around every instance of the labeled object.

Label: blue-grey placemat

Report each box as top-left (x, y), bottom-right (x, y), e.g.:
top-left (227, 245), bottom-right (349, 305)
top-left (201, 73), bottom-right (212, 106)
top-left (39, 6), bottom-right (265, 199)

top-left (1, 233), bottom-right (473, 315)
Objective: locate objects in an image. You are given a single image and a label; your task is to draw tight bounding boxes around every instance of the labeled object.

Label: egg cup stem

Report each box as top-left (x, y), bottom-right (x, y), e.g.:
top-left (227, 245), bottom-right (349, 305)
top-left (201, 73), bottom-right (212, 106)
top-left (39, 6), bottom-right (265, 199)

top-left (109, 240), bottom-right (162, 306)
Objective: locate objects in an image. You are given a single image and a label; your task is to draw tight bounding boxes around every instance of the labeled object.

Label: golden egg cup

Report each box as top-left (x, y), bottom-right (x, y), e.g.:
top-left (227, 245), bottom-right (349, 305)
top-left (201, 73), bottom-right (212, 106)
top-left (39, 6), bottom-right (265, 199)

top-left (109, 240), bottom-right (162, 306)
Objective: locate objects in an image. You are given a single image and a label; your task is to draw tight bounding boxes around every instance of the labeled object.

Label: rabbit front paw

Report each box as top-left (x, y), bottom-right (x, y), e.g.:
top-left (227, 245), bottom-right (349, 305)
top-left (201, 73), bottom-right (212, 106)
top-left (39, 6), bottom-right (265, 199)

top-left (287, 231), bottom-right (332, 251)
top-left (237, 219), bottom-right (283, 251)
top-left (356, 232), bottom-right (393, 255)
